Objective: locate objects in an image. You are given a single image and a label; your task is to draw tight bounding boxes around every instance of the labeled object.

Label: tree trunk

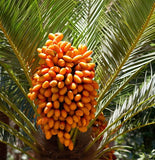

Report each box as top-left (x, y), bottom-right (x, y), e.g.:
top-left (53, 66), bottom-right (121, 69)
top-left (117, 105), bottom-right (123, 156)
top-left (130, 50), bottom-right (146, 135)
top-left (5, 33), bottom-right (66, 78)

top-left (0, 111), bottom-right (9, 160)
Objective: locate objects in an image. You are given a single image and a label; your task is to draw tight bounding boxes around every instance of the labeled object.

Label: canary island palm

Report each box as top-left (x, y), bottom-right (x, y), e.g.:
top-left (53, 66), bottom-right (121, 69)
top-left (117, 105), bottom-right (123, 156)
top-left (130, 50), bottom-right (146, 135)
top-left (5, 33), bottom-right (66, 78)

top-left (0, 0), bottom-right (155, 160)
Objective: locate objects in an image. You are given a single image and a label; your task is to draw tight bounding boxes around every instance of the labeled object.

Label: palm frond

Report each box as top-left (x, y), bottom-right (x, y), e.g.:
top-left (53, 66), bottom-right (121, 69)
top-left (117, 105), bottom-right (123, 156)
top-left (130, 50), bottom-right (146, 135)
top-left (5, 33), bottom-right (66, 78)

top-left (0, 99), bottom-right (36, 141)
top-left (0, 68), bottom-right (37, 149)
top-left (0, 92), bottom-right (36, 132)
top-left (92, 58), bottom-right (154, 123)
top-left (39, 0), bottom-right (76, 38)
top-left (0, 121), bottom-right (38, 153)
top-left (67, 0), bottom-right (111, 49)
top-left (0, 30), bottom-right (27, 87)
top-left (0, 0), bottom-right (76, 127)
top-left (0, 0), bottom-right (37, 85)
top-left (0, 139), bottom-right (35, 160)
top-left (95, 145), bottom-right (131, 159)
top-left (95, 0), bottom-right (154, 97)
top-left (87, 75), bottom-right (155, 154)
top-left (0, 0), bottom-right (76, 83)
top-left (0, 66), bottom-right (36, 122)
top-left (96, 120), bottom-right (155, 159)
top-left (1, 63), bottom-right (36, 111)
top-left (93, 0), bottom-right (155, 119)
top-left (98, 62), bottom-right (155, 119)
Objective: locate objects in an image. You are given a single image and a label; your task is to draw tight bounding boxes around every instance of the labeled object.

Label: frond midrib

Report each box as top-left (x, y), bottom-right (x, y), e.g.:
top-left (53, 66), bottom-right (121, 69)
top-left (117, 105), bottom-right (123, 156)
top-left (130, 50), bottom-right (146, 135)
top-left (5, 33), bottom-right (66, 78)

top-left (0, 62), bottom-right (36, 112)
top-left (0, 22), bottom-right (32, 87)
top-left (0, 93), bottom-right (37, 135)
top-left (0, 139), bottom-right (36, 160)
top-left (0, 121), bottom-right (39, 153)
top-left (98, 3), bottom-right (155, 103)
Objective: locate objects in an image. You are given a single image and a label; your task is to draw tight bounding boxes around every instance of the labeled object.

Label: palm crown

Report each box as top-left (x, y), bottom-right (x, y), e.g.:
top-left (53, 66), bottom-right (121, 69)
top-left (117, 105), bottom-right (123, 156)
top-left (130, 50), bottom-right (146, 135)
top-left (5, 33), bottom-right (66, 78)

top-left (0, 0), bottom-right (155, 160)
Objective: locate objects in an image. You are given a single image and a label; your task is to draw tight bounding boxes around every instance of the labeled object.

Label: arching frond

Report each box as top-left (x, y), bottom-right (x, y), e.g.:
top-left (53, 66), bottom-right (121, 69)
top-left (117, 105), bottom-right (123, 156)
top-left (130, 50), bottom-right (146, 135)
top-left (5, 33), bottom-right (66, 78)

top-left (0, 0), bottom-right (76, 84)
top-left (67, 0), bottom-right (111, 49)
top-left (0, 67), bottom-right (36, 123)
top-left (86, 75), bottom-right (155, 154)
top-left (94, 0), bottom-right (155, 119)
top-left (0, 121), bottom-right (38, 153)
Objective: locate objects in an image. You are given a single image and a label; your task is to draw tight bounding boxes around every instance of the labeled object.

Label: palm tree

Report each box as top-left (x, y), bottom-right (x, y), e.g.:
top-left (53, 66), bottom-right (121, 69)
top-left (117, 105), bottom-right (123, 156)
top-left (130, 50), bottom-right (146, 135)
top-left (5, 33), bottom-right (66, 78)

top-left (0, 0), bottom-right (155, 160)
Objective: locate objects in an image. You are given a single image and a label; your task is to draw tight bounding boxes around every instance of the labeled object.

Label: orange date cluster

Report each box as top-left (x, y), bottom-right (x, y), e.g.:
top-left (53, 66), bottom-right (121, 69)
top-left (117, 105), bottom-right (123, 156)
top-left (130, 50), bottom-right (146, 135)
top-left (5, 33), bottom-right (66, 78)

top-left (92, 113), bottom-right (107, 138)
top-left (91, 113), bottom-right (116, 160)
top-left (28, 33), bottom-right (99, 150)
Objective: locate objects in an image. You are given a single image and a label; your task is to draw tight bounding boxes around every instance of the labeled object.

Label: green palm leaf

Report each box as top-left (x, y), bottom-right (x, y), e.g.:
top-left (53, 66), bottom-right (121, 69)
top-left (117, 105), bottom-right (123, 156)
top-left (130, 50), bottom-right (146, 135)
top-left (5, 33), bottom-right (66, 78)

top-left (0, 132), bottom-right (35, 160)
top-left (0, 65), bottom-right (36, 128)
top-left (0, 0), bottom-right (76, 122)
top-left (86, 75), bottom-right (155, 155)
top-left (0, 0), bottom-right (76, 84)
top-left (67, 0), bottom-right (111, 49)
top-left (93, 0), bottom-right (155, 118)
